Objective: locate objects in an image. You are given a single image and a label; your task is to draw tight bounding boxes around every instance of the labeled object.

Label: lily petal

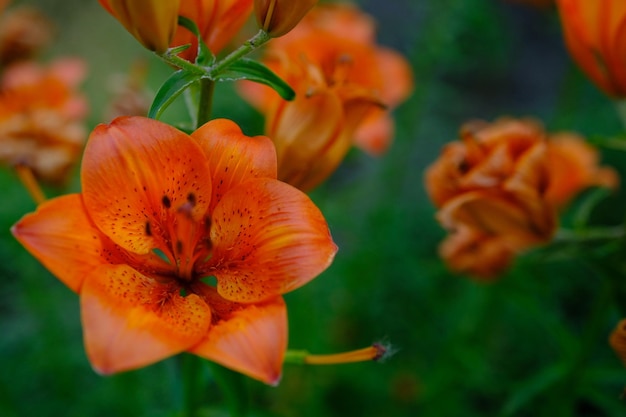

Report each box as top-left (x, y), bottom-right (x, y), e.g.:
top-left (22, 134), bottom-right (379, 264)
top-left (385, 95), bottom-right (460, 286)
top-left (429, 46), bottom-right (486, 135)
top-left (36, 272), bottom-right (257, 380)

top-left (11, 194), bottom-right (119, 293)
top-left (190, 291), bottom-right (287, 386)
top-left (192, 118), bottom-right (277, 212)
top-left (81, 264), bottom-right (211, 374)
top-left (81, 116), bottom-right (212, 255)
top-left (210, 178), bottom-right (337, 302)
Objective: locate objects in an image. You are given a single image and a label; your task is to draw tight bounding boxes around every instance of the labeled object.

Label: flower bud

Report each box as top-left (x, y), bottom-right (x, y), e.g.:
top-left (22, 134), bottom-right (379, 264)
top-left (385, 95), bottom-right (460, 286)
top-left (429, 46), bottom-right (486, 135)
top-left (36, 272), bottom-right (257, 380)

top-left (99, 0), bottom-right (179, 53)
top-left (255, 0), bottom-right (317, 37)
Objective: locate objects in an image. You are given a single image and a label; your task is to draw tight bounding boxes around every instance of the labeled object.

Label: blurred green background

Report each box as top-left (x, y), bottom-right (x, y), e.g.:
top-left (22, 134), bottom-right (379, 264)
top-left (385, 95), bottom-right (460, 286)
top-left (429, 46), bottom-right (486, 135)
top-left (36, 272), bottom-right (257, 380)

top-left (2, 0), bottom-right (626, 416)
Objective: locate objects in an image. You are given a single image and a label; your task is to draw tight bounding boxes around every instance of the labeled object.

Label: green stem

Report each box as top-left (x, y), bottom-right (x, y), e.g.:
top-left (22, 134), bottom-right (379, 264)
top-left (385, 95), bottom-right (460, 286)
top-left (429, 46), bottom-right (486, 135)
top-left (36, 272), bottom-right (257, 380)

top-left (209, 30), bottom-right (271, 77)
top-left (553, 226), bottom-right (625, 243)
top-left (181, 354), bottom-right (205, 417)
top-left (158, 50), bottom-right (206, 75)
top-left (208, 362), bottom-right (250, 417)
top-left (196, 78), bottom-right (215, 127)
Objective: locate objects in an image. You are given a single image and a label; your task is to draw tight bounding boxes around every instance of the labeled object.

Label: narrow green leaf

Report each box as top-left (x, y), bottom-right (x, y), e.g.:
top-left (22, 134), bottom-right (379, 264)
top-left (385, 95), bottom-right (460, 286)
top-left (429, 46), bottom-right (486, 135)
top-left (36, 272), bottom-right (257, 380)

top-left (177, 15), bottom-right (215, 66)
top-left (213, 58), bottom-right (295, 101)
top-left (148, 70), bottom-right (203, 120)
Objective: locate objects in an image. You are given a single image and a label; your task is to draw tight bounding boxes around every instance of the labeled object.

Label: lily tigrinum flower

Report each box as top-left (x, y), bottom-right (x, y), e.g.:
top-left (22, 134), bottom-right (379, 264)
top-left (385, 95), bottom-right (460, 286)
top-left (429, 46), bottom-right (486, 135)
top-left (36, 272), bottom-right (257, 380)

top-left (12, 116), bottom-right (337, 385)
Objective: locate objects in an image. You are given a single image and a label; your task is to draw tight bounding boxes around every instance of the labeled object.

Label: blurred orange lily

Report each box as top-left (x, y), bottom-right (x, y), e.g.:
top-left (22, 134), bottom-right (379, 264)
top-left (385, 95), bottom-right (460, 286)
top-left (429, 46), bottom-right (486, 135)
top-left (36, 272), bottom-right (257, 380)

top-left (545, 133), bottom-right (618, 208)
top-left (0, 58), bottom-right (87, 184)
top-left (425, 118), bottom-right (557, 278)
top-left (556, 0), bottom-right (626, 97)
top-left (99, 0), bottom-right (179, 53)
top-left (0, 4), bottom-right (54, 66)
top-left (172, 0), bottom-right (253, 62)
top-left (255, 0), bottom-right (317, 38)
top-left (240, 3), bottom-right (413, 191)
top-left (12, 116), bottom-right (337, 384)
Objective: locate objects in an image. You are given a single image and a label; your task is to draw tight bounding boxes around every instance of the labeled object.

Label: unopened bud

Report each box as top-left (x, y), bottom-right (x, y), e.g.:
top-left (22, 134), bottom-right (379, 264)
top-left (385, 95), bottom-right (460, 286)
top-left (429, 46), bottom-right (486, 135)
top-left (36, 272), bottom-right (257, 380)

top-left (255, 0), bottom-right (317, 38)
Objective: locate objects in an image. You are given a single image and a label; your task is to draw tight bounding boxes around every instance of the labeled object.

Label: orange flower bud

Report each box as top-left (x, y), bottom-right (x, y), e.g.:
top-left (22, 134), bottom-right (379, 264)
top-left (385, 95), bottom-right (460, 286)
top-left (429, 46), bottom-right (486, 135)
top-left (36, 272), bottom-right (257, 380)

top-left (556, 0), bottom-right (626, 97)
top-left (255, 0), bottom-right (317, 37)
top-left (172, 0), bottom-right (253, 62)
top-left (99, 0), bottom-right (179, 53)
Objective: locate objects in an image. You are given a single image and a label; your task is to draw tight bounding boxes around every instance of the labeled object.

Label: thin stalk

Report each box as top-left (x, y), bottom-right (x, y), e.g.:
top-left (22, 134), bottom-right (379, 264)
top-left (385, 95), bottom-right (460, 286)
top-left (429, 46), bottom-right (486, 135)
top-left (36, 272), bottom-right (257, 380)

top-left (196, 78), bottom-right (215, 127)
top-left (14, 164), bottom-right (46, 205)
top-left (615, 99), bottom-right (626, 132)
top-left (158, 50), bottom-right (206, 75)
top-left (553, 226), bottom-right (625, 243)
top-left (209, 30), bottom-right (271, 77)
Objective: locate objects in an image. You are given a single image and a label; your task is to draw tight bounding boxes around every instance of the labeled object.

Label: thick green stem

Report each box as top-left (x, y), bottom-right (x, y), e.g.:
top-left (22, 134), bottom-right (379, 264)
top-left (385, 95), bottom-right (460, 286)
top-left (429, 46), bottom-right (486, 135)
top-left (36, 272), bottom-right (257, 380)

top-left (181, 354), bottom-right (204, 417)
top-left (196, 78), bottom-right (215, 127)
top-left (615, 100), bottom-right (626, 131)
top-left (209, 30), bottom-right (271, 77)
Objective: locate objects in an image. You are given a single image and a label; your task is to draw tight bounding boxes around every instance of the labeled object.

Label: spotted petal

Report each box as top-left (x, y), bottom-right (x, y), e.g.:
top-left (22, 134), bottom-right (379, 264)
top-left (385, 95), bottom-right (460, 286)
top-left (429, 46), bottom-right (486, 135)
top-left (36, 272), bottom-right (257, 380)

top-left (209, 178), bottom-right (337, 303)
top-left (81, 264), bottom-right (212, 374)
top-left (192, 118), bottom-right (277, 213)
top-left (11, 194), bottom-right (121, 293)
top-left (190, 290), bottom-right (286, 386)
top-left (81, 116), bottom-right (212, 255)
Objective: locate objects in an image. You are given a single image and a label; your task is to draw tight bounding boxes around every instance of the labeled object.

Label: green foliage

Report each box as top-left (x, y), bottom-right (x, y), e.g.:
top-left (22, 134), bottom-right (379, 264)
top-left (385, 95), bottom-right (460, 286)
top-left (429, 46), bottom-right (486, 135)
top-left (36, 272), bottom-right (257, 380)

top-left (2, 0), bottom-right (626, 417)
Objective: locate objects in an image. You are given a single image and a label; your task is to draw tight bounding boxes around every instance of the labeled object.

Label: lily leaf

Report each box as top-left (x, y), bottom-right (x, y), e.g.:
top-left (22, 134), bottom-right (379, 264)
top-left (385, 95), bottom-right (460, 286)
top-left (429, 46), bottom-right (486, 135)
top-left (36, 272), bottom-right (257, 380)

top-left (213, 58), bottom-right (295, 101)
top-left (177, 15), bottom-right (215, 66)
top-left (148, 70), bottom-right (203, 120)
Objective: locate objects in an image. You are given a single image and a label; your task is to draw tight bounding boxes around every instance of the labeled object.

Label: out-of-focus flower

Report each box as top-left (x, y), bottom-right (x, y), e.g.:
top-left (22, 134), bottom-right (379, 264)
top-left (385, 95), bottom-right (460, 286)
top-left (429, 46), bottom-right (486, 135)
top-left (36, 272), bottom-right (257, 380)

top-left (12, 116), bottom-right (337, 385)
top-left (556, 0), bottom-right (626, 97)
top-left (104, 61), bottom-right (151, 121)
top-left (0, 6), bottom-right (54, 67)
top-left (426, 118), bottom-right (617, 279)
top-left (610, 319), bottom-right (626, 367)
top-left (545, 134), bottom-right (618, 208)
top-left (172, 0), bottom-right (254, 62)
top-left (240, 3), bottom-right (413, 191)
top-left (0, 58), bottom-right (88, 184)
top-left (99, 0), bottom-right (179, 53)
top-left (255, 0), bottom-right (317, 38)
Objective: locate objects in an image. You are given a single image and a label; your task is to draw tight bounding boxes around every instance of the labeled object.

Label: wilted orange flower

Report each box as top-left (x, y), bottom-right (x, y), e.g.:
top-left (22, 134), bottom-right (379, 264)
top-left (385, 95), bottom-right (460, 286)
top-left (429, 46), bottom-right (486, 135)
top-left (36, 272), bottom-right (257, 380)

top-left (99, 0), bottom-right (179, 53)
top-left (545, 133), bottom-right (618, 208)
top-left (0, 5), bottom-right (54, 66)
top-left (172, 0), bottom-right (253, 62)
top-left (255, 0), bottom-right (317, 38)
top-left (0, 58), bottom-right (87, 184)
top-left (556, 0), bottom-right (626, 97)
top-left (12, 116), bottom-right (337, 385)
top-left (241, 3), bottom-right (413, 191)
top-left (426, 118), bottom-right (617, 278)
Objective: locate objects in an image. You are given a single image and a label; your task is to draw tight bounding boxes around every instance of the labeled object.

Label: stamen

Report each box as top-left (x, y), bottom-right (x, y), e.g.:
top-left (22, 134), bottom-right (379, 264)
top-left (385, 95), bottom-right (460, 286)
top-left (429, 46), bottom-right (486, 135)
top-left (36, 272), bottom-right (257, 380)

top-left (284, 343), bottom-right (393, 365)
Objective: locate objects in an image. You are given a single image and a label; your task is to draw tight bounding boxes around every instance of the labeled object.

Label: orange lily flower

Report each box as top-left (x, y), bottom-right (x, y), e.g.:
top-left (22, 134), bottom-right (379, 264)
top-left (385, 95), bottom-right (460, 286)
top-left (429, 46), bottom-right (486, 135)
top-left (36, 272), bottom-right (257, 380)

top-left (240, 4), bottom-right (413, 191)
top-left (255, 0), bottom-right (317, 38)
top-left (545, 133), bottom-right (618, 208)
top-left (0, 5), bottom-right (54, 66)
top-left (610, 319), bottom-right (626, 367)
top-left (12, 116), bottom-right (337, 385)
top-left (556, 0), bottom-right (626, 97)
top-left (99, 0), bottom-right (179, 53)
top-left (0, 58), bottom-right (87, 184)
top-left (172, 0), bottom-right (253, 62)
top-left (425, 118), bottom-right (557, 278)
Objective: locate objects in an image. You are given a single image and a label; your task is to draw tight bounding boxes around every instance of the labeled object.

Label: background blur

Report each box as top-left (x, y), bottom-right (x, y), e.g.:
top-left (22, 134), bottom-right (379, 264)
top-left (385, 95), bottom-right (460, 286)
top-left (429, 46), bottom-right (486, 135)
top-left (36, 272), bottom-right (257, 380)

top-left (2, 0), bottom-right (626, 416)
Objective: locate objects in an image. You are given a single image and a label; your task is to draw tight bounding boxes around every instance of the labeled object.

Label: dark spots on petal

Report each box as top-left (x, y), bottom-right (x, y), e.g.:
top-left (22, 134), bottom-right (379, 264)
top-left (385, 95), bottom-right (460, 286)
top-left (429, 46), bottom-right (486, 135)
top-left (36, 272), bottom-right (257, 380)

top-left (187, 192), bottom-right (196, 207)
top-left (162, 195), bottom-right (171, 208)
top-left (145, 221), bottom-right (152, 236)
top-left (176, 240), bottom-right (183, 254)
